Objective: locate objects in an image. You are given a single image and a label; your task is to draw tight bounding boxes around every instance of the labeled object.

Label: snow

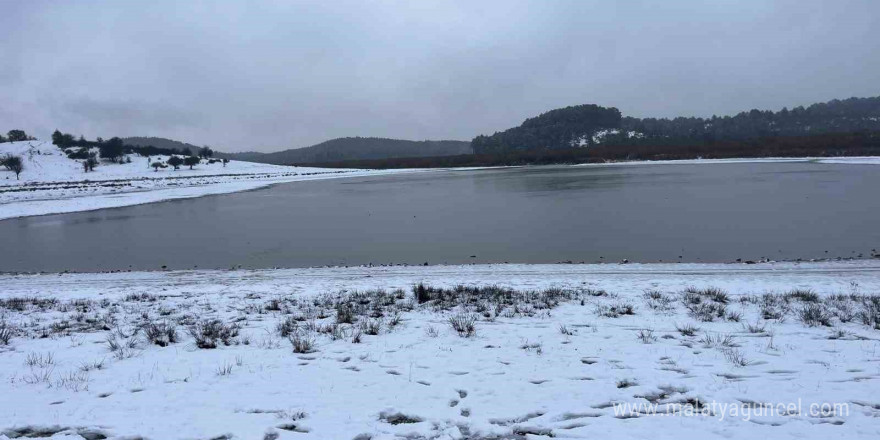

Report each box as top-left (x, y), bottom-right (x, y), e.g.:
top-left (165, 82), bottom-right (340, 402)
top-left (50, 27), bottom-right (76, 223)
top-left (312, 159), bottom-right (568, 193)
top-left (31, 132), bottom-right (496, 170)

top-left (589, 129), bottom-right (644, 144)
top-left (0, 140), bottom-right (404, 220)
top-left (2, 260), bottom-right (880, 439)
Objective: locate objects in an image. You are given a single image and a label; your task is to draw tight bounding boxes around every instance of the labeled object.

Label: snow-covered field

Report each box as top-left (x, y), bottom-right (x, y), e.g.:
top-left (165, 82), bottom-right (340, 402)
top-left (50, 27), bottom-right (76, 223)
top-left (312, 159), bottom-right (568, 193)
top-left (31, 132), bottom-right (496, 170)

top-left (0, 141), bottom-right (401, 220)
top-left (2, 261), bottom-right (880, 439)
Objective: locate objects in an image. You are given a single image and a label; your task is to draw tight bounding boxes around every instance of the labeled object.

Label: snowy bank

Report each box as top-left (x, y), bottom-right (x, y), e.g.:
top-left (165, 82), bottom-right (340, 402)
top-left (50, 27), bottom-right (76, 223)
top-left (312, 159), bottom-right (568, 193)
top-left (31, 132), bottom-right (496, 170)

top-left (1, 260), bottom-right (879, 439)
top-left (0, 140), bottom-right (404, 220)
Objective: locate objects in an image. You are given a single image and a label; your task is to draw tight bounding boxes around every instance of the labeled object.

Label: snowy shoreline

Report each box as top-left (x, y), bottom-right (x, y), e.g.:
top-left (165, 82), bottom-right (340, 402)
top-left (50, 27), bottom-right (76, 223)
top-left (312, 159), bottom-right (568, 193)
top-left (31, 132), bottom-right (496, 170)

top-left (1, 260), bottom-right (879, 439)
top-left (0, 140), bottom-right (421, 221)
top-left (0, 167), bottom-right (412, 221)
top-left (3, 138), bottom-right (879, 221)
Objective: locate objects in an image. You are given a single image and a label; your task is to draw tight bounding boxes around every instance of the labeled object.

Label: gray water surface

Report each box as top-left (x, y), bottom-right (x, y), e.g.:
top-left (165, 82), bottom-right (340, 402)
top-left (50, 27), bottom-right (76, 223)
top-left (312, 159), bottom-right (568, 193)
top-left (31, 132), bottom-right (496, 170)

top-left (2, 162), bottom-right (878, 272)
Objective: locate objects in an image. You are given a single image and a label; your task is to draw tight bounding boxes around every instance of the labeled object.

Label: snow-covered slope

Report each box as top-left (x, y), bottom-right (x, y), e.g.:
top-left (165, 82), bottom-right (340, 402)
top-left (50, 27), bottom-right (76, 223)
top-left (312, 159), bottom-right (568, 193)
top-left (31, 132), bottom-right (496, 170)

top-left (0, 141), bottom-right (397, 219)
top-left (1, 261), bottom-right (879, 439)
top-left (0, 140), bottom-right (296, 183)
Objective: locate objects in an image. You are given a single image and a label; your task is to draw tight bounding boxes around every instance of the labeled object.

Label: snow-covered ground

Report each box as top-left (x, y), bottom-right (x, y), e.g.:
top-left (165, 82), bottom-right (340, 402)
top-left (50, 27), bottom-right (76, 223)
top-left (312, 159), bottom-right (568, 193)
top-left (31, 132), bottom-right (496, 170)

top-left (2, 261), bottom-right (880, 439)
top-left (0, 141), bottom-right (402, 220)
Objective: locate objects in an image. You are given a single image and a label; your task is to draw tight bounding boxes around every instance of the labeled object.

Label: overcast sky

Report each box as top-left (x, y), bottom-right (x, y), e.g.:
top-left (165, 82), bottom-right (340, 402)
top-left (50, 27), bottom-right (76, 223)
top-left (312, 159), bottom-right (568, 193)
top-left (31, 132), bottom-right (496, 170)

top-left (2, 1), bottom-right (878, 152)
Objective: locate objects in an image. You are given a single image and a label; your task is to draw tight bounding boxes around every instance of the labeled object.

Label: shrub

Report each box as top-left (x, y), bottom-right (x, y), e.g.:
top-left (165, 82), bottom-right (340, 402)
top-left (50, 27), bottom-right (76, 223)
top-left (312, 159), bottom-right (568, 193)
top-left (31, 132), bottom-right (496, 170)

top-left (276, 316), bottom-right (299, 337)
top-left (82, 156), bottom-right (98, 172)
top-left (722, 348), bottom-right (752, 367)
top-left (105, 330), bottom-right (139, 352)
top-left (596, 302), bottom-right (635, 318)
top-left (0, 321), bottom-right (13, 345)
top-left (683, 286), bottom-right (729, 304)
top-left (216, 362), bottom-right (234, 376)
top-left (759, 294), bottom-right (791, 320)
top-left (425, 325), bottom-right (439, 337)
top-left (336, 304), bottom-right (355, 324)
top-left (289, 332), bottom-right (316, 353)
top-left (675, 323), bottom-right (700, 336)
top-left (798, 304), bottom-right (832, 327)
top-left (685, 302), bottom-right (727, 322)
top-left (413, 283), bottom-right (434, 303)
top-left (643, 290), bottom-right (675, 312)
top-left (826, 295), bottom-right (856, 323)
top-left (699, 332), bottom-right (737, 348)
top-left (448, 313), bottom-right (476, 337)
top-left (743, 321), bottom-right (767, 333)
top-left (25, 351), bottom-right (55, 368)
top-left (616, 379), bottom-right (637, 388)
top-left (189, 319), bottom-right (240, 348)
top-left (361, 318), bottom-right (382, 335)
top-left (784, 289), bottom-right (820, 303)
top-left (636, 329), bottom-right (657, 343)
top-left (857, 296), bottom-right (880, 329)
top-left (143, 321), bottom-right (177, 347)
top-left (388, 311), bottom-right (403, 327)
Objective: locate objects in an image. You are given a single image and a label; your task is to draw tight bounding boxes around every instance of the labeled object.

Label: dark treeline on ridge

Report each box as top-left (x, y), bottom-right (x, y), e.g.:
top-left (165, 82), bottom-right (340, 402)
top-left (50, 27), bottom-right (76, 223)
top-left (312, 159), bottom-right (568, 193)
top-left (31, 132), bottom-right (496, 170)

top-left (52, 131), bottom-right (214, 161)
top-left (297, 132), bottom-right (880, 169)
top-left (472, 96), bottom-right (880, 154)
top-left (0, 129), bottom-right (37, 143)
top-left (214, 137), bottom-right (472, 165)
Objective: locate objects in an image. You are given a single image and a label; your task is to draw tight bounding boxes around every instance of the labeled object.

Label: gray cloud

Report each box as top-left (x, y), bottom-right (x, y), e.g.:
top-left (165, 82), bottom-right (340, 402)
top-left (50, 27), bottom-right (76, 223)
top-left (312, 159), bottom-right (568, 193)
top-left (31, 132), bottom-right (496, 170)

top-left (1, 0), bottom-right (878, 152)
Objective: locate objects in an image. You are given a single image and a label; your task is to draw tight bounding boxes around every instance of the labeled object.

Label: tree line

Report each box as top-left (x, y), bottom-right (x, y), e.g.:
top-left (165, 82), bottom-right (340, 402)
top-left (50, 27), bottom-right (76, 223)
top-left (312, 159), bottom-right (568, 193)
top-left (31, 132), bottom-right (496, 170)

top-left (52, 130), bottom-right (215, 161)
top-left (0, 129), bottom-right (37, 144)
top-left (298, 131), bottom-right (880, 169)
top-left (472, 96), bottom-right (880, 154)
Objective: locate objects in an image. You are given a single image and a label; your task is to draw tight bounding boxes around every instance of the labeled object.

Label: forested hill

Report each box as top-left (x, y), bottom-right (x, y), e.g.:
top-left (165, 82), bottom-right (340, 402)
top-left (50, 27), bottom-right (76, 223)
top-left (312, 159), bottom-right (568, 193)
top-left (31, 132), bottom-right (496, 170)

top-left (472, 96), bottom-right (880, 154)
top-left (214, 137), bottom-right (471, 165)
top-left (122, 137), bottom-right (203, 154)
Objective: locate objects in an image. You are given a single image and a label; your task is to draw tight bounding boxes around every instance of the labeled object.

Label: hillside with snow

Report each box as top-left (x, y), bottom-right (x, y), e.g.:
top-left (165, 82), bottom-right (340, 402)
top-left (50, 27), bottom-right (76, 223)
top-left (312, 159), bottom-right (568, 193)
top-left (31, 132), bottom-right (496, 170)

top-left (0, 140), bottom-right (394, 220)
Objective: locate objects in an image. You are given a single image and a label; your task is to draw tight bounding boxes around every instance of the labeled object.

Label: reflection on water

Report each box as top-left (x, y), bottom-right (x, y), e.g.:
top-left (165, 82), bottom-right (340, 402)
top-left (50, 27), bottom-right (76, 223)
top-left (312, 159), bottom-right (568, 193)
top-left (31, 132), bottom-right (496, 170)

top-left (1, 162), bottom-right (878, 272)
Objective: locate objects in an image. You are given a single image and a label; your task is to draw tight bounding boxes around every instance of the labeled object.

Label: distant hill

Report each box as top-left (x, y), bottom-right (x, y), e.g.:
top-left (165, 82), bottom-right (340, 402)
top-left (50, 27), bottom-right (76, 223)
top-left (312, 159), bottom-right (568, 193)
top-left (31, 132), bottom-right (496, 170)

top-left (472, 96), bottom-right (880, 154)
top-left (122, 137), bottom-right (203, 155)
top-left (214, 137), bottom-right (472, 165)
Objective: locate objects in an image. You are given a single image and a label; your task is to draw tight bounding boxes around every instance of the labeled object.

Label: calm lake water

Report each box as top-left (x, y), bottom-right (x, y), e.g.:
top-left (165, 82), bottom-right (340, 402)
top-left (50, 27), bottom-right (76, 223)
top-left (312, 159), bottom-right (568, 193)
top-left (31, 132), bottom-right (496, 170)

top-left (2, 162), bottom-right (879, 272)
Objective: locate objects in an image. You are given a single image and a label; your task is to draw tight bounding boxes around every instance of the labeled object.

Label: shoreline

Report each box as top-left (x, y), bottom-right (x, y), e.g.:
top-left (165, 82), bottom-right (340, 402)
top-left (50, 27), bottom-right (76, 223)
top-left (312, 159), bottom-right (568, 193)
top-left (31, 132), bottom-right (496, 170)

top-left (0, 167), bottom-right (417, 221)
top-left (2, 155), bottom-right (878, 221)
top-left (3, 258), bottom-right (880, 279)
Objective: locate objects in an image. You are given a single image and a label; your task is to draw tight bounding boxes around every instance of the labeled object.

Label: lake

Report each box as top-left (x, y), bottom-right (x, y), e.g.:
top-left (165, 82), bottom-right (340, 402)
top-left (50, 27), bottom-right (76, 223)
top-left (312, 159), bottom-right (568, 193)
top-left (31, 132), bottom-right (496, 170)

top-left (1, 162), bottom-right (878, 272)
